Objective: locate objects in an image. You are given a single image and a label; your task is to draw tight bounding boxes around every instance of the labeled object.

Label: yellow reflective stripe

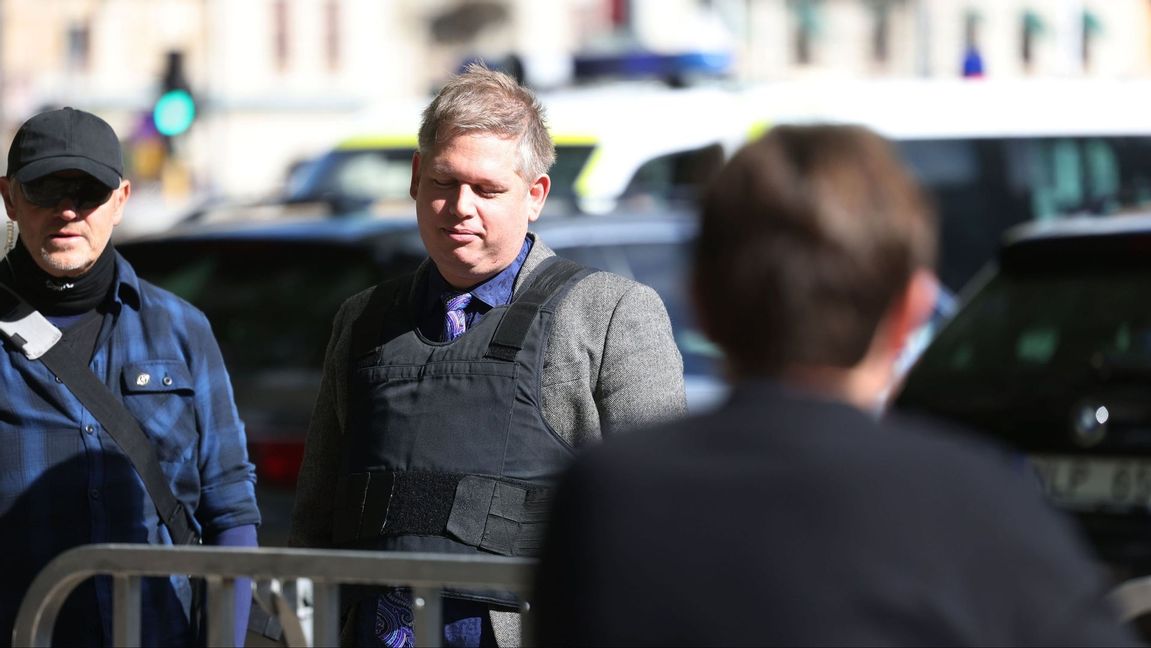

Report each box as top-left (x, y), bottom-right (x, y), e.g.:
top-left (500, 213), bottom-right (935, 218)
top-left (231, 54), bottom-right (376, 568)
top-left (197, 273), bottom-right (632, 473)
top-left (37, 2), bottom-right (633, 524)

top-left (337, 135), bottom-right (418, 150)
top-left (574, 145), bottom-right (603, 198)
top-left (745, 119), bottom-right (771, 142)
top-left (552, 133), bottom-right (598, 146)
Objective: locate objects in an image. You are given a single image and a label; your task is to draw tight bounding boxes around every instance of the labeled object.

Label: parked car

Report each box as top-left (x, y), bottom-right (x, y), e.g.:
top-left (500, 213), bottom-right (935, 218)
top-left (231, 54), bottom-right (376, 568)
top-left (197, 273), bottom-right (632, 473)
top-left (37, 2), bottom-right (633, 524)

top-left (117, 209), bottom-right (724, 545)
top-left (894, 213), bottom-right (1151, 581)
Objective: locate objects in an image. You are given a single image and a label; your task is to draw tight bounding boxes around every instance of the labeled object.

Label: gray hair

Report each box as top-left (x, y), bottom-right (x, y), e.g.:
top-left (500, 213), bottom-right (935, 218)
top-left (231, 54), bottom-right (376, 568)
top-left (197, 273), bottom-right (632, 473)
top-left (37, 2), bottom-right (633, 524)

top-left (418, 62), bottom-right (555, 180)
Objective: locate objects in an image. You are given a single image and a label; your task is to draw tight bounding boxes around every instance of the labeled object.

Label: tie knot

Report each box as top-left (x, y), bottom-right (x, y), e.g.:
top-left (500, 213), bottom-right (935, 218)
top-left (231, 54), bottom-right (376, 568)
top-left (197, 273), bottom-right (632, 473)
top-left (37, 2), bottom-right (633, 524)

top-left (441, 292), bottom-right (473, 341)
top-left (443, 291), bottom-right (473, 313)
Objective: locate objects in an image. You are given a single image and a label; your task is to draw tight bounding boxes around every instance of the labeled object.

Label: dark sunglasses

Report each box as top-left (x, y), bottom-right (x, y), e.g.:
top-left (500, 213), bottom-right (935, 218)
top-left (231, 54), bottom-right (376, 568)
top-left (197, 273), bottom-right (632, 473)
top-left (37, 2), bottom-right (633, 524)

top-left (19, 175), bottom-right (115, 210)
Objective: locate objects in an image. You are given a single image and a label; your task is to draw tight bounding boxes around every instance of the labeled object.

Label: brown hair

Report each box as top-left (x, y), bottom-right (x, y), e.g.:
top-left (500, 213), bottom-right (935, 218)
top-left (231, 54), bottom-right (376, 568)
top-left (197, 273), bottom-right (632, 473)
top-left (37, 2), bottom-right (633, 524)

top-left (693, 124), bottom-right (937, 378)
top-left (418, 62), bottom-right (555, 180)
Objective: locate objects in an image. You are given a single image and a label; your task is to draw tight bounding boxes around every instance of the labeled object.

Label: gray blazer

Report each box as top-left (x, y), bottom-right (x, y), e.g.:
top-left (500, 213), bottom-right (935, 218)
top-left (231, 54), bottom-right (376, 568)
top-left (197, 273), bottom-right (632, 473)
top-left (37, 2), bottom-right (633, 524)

top-left (288, 234), bottom-right (687, 643)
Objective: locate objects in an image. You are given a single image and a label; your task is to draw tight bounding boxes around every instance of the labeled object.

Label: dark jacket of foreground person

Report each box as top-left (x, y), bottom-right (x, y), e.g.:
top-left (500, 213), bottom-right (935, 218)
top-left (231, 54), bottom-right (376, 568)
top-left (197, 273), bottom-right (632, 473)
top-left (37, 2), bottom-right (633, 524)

top-left (534, 124), bottom-right (1141, 647)
top-left (535, 381), bottom-right (1140, 646)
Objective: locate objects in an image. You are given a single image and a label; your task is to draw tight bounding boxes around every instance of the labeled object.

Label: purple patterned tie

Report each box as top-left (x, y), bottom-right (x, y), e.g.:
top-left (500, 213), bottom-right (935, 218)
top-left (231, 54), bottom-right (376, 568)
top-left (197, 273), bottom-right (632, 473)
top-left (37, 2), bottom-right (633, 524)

top-left (442, 292), bottom-right (473, 341)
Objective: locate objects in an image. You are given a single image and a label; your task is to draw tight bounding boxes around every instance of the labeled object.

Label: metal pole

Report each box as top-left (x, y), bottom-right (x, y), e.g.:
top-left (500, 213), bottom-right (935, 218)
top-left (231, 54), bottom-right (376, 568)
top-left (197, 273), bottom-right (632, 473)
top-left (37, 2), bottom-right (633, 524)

top-left (112, 575), bottom-right (141, 647)
top-left (312, 581), bottom-right (342, 648)
top-left (413, 586), bottom-right (443, 648)
top-left (205, 576), bottom-right (237, 647)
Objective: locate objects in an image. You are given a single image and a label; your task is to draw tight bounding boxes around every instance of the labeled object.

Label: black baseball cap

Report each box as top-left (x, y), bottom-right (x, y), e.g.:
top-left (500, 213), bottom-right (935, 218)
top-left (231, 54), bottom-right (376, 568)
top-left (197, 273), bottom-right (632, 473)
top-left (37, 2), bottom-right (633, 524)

top-left (6, 107), bottom-right (123, 189)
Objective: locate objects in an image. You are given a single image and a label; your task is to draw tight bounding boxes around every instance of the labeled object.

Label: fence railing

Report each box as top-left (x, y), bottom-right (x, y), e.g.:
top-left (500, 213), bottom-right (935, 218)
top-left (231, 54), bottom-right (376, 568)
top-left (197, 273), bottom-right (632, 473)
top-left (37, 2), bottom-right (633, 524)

top-left (12, 544), bottom-right (535, 648)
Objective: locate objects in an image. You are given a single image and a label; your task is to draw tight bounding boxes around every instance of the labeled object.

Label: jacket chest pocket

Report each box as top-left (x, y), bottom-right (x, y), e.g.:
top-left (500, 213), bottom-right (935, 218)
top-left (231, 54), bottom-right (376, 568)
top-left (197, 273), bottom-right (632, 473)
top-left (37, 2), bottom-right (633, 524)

top-left (120, 360), bottom-right (198, 463)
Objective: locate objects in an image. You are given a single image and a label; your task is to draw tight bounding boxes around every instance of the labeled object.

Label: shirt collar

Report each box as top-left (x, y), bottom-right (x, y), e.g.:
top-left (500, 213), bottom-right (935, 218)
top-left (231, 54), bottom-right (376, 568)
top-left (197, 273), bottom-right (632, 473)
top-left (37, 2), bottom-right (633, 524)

top-left (108, 250), bottom-right (144, 312)
top-left (428, 237), bottom-right (533, 309)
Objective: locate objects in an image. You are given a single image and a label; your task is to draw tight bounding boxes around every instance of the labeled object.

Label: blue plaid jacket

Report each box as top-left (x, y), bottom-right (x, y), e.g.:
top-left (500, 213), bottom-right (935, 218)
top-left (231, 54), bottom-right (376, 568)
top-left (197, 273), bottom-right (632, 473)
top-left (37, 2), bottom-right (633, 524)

top-left (0, 251), bottom-right (260, 647)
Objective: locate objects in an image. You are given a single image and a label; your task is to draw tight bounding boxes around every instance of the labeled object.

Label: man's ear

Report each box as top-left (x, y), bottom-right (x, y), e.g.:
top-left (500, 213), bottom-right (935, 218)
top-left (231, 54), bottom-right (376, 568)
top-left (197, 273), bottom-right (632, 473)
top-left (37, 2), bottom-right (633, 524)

top-left (526, 173), bottom-right (551, 223)
top-left (409, 152), bottom-right (421, 200)
top-left (885, 269), bottom-right (938, 356)
top-left (111, 179), bottom-right (131, 226)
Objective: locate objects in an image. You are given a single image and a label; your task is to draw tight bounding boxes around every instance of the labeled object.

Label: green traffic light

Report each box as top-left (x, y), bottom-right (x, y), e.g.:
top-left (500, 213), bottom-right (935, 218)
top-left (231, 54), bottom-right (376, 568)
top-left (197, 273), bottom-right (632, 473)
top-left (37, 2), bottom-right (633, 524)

top-left (153, 89), bottom-right (196, 136)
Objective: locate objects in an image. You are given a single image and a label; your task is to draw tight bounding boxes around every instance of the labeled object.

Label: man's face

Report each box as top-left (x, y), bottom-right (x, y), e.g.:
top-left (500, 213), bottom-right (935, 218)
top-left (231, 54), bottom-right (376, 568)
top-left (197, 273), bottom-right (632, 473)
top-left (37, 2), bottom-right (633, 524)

top-left (411, 132), bottom-right (549, 289)
top-left (0, 170), bottom-right (129, 277)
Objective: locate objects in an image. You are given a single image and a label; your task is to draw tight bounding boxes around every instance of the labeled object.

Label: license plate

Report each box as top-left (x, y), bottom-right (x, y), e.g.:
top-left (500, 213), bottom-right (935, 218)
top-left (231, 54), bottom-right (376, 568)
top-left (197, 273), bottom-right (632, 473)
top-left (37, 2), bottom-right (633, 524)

top-left (1029, 455), bottom-right (1151, 511)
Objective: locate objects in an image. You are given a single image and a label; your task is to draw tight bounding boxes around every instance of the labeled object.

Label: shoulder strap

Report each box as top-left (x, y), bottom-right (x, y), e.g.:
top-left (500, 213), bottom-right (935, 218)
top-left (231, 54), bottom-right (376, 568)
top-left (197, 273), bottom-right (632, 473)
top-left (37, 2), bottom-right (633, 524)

top-left (0, 283), bottom-right (199, 544)
top-left (349, 270), bottom-right (418, 359)
top-left (485, 256), bottom-right (593, 362)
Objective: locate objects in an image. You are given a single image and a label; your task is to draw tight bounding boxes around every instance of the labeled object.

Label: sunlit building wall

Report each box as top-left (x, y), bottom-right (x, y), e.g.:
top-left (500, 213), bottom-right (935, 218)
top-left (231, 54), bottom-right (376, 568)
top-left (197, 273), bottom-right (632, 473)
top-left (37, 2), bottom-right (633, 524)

top-left (2, 0), bottom-right (1150, 207)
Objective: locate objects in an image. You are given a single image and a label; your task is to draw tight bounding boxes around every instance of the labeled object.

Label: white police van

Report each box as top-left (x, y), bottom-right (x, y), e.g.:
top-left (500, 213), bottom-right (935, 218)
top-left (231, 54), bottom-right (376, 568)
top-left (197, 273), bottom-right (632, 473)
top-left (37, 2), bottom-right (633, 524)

top-left (740, 78), bottom-right (1151, 293)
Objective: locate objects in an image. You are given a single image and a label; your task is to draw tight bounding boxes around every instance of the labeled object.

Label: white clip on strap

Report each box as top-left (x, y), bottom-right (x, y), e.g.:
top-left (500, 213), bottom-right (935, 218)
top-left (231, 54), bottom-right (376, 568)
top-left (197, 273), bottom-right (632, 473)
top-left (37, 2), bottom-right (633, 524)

top-left (0, 287), bottom-right (62, 360)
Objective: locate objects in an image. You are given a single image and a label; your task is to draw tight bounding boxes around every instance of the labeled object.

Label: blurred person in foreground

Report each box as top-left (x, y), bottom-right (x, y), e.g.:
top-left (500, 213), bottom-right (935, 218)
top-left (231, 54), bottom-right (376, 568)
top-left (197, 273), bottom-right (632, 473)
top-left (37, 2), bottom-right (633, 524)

top-left (0, 107), bottom-right (259, 647)
top-left (288, 63), bottom-right (686, 647)
top-left (534, 124), bottom-right (1140, 647)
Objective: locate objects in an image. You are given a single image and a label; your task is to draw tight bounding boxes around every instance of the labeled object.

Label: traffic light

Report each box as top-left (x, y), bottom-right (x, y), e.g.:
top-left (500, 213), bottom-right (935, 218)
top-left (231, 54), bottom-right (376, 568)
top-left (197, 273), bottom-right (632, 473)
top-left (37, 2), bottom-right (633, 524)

top-left (153, 50), bottom-right (196, 137)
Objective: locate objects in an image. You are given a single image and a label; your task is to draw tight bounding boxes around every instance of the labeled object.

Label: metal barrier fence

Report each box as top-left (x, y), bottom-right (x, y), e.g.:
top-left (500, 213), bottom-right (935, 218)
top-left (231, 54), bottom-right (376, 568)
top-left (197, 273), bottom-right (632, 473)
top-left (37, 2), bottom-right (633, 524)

top-left (12, 544), bottom-right (535, 648)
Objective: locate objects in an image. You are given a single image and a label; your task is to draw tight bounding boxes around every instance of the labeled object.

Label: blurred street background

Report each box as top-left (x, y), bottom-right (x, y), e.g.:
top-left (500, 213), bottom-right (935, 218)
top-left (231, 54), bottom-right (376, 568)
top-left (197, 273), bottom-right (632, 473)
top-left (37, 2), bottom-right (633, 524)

top-left (1, 0), bottom-right (1148, 237)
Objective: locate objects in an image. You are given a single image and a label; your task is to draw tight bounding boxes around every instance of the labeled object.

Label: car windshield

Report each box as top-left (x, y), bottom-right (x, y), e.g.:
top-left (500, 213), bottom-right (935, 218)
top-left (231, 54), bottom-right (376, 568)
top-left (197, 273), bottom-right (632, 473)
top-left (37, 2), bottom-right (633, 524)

top-left (292, 149), bottom-right (414, 204)
top-left (289, 144), bottom-right (595, 211)
top-left (904, 266), bottom-right (1151, 395)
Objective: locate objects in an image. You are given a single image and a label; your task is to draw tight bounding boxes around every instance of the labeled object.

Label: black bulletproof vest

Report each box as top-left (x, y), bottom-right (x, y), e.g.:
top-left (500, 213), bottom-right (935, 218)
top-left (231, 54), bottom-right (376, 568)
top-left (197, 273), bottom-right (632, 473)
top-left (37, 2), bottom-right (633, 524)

top-left (333, 257), bottom-right (591, 561)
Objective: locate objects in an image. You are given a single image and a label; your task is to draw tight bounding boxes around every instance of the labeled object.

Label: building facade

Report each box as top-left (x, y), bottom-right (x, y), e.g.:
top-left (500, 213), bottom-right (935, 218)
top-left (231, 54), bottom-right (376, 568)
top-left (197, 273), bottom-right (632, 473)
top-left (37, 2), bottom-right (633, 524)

top-left (0, 0), bottom-right (1147, 224)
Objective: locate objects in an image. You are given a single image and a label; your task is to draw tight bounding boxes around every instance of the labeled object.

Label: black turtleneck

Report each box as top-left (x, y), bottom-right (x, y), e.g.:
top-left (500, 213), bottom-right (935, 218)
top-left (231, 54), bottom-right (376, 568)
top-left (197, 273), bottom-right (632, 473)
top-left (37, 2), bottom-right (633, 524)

top-left (0, 239), bottom-right (117, 316)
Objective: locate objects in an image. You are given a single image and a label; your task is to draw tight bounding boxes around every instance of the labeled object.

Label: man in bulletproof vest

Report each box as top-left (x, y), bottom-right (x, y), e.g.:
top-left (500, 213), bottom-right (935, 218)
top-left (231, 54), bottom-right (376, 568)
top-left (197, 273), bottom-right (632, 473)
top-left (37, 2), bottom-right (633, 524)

top-left (288, 63), bottom-right (687, 647)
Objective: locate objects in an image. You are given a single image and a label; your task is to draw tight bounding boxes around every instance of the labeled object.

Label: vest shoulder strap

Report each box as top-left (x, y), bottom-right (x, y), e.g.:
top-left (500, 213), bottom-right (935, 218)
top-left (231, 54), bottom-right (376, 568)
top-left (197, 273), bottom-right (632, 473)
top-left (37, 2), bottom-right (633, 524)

top-left (348, 271), bottom-right (418, 360)
top-left (485, 256), bottom-right (593, 362)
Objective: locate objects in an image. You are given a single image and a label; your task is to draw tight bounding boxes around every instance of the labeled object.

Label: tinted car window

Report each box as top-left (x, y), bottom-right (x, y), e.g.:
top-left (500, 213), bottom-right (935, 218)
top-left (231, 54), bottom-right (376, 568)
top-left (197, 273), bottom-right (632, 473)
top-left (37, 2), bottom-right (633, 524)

top-left (904, 269), bottom-right (1151, 388)
top-left (549, 144), bottom-right (595, 207)
top-left (619, 143), bottom-right (724, 212)
top-left (896, 136), bottom-right (1151, 294)
top-left (291, 149), bottom-right (414, 204)
top-left (122, 240), bottom-right (420, 373)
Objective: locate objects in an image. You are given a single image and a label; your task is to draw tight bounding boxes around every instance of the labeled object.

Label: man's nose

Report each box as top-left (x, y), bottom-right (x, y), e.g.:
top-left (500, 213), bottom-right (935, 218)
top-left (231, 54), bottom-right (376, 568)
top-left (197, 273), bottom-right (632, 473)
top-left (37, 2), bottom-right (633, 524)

top-left (450, 185), bottom-right (478, 219)
top-left (56, 198), bottom-right (80, 219)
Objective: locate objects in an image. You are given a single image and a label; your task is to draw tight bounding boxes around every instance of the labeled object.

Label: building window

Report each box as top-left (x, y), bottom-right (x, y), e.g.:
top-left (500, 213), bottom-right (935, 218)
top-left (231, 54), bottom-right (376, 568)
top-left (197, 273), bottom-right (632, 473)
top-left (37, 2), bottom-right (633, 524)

top-left (869, 1), bottom-right (891, 64)
top-left (790, 0), bottom-right (820, 65)
top-left (1082, 10), bottom-right (1103, 69)
top-left (66, 21), bottom-right (90, 71)
top-left (325, 0), bottom-right (341, 70)
top-left (273, 0), bottom-right (290, 71)
top-left (962, 9), bottom-right (984, 77)
top-left (609, 0), bottom-right (629, 30)
top-left (1021, 10), bottom-right (1044, 71)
